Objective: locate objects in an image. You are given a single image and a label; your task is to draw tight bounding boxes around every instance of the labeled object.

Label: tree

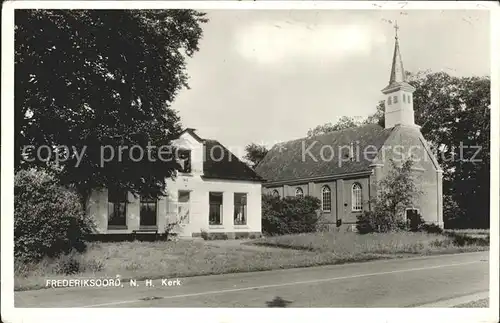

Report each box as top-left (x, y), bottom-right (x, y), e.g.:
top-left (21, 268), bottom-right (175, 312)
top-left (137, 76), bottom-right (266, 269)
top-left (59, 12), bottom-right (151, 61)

top-left (409, 71), bottom-right (490, 228)
top-left (357, 159), bottom-right (423, 233)
top-left (307, 116), bottom-right (367, 137)
top-left (376, 159), bottom-right (423, 220)
top-left (15, 10), bottom-right (208, 199)
top-left (244, 143), bottom-right (269, 168)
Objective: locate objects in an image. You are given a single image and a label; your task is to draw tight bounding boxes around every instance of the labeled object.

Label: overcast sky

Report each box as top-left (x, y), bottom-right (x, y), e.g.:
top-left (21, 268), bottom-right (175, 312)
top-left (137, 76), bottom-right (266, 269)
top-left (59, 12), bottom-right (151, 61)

top-left (172, 9), bottom-right (490, 157)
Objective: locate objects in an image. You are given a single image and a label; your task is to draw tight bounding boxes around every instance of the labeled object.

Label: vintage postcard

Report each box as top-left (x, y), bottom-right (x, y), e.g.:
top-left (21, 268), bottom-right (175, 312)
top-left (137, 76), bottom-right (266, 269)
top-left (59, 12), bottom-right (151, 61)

top-left (1, 1), bottom-right (498, 323)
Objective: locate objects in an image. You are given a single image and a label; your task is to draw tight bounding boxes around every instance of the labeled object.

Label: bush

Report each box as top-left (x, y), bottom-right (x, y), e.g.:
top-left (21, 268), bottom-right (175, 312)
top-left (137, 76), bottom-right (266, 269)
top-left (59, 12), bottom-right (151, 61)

top-left (445, 231), bottom-right (489, 247)
top-left (420, 223), bottom-right (443, 234)
top-left (262, 194), bottom-right (321, 236)
top-left (357, 209), bottom-right (444, 235)
top-left (52, 250), bottom-right (82, 275)
top-left (356, 210), bottom-right (407, 234)
top-left (14, 169), bottom-right (94, 262)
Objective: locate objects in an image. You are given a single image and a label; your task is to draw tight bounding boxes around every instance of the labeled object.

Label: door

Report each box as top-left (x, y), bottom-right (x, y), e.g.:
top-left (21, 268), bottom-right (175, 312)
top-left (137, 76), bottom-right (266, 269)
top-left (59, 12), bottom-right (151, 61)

top-left (177, 191), bottom-right (190, 224)
top-left (406, 209), bottom-right (420, 231)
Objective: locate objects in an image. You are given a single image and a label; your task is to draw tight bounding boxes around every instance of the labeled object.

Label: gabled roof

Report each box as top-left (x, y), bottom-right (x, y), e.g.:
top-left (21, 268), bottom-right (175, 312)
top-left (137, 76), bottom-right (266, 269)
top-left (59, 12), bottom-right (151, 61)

top-left (179, 129), bottom-right (262, 182)
top-left (180, 128), bottom-right (204, 142)
top-left (255, 124), bottom-right (394, 184)
top-left (202, 139), bottom-right (263, 182)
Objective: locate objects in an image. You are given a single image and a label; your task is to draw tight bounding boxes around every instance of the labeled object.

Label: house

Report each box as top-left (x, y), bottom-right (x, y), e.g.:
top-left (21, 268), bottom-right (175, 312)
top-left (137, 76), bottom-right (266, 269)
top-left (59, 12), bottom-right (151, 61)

top-left (86, 129), bottom-right (263, 238)
top-left (255, 28), bottom-right (443, 230)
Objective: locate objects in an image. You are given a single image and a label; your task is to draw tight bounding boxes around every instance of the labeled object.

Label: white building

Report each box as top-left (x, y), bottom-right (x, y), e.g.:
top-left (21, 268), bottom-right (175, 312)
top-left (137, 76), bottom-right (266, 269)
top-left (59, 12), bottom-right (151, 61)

top-left (86, 129), bottom-right (263, 239)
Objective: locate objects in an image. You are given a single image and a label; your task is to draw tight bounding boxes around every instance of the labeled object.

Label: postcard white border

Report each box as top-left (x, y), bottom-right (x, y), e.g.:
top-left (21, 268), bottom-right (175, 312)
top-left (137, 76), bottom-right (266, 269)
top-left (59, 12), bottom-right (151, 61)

top-left (2, 1), bottom-right (499, 323)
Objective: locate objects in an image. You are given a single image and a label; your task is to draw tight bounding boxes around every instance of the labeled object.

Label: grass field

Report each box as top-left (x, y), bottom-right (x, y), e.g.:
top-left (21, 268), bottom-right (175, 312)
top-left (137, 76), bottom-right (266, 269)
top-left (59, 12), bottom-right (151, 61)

top-left (453, 298), bottom-right (489, 308)
top-left (250, 231), bottom-right (489, 254)
top-left (15, 230), bottom-right (489, 291)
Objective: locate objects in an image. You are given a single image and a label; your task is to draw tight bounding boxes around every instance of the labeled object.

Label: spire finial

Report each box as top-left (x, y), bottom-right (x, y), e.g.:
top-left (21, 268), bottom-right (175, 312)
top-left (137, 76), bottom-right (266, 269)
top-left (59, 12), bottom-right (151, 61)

top-left (394, 20), bottom-right (399, 39)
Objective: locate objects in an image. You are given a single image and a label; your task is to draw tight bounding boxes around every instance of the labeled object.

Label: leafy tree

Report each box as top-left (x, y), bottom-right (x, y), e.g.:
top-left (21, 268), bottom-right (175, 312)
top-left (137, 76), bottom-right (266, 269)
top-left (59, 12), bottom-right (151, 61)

top-left (357, 159), bottom-right (423, 233)
top-left (307, 116), bottom-right (367, 137)
top-left (244, 143), bottom-right (269, 168)
top-left (409, 72), bottom-right (490, 228)
top-left (15, 10), bottom-right (208, 199)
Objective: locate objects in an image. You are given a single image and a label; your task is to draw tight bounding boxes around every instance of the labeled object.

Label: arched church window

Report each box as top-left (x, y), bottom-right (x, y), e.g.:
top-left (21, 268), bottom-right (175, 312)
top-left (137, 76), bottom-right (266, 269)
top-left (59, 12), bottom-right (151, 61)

top-left (408, 95), bottom-right (411, 103)
top-left (321, 186), bottom-right (331, 212)
top-left (403, 94), bottom-right (406, 102)
top-left (388, 97), bottom-right (392, 105)
top-left (272, 189), bottom-right (280, 198)
top-left (352, 183), bottom-right (363, 212)
top-left (393, 96), bottom-right (398, 103)
top-left (295, 187), bottom-right (304, 198)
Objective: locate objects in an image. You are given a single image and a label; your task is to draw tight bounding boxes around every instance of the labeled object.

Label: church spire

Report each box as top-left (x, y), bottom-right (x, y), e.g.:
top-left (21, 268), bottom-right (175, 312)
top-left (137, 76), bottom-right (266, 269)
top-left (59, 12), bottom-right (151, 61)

top-left (381, 22), bottom-right (417, 129)
top-left (388, 21), bottom-right (406, 85)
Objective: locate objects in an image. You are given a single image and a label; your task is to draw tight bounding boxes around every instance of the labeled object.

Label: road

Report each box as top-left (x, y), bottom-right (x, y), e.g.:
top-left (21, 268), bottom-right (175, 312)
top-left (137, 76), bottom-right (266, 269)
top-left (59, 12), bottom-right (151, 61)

top-left (15, 251), bottom-right (489, 308)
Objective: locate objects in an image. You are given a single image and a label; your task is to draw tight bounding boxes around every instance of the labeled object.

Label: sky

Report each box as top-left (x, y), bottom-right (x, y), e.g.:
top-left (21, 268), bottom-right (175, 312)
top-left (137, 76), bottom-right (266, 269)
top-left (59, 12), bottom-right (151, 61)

top-left (172, 9), bottom-right (490, 158)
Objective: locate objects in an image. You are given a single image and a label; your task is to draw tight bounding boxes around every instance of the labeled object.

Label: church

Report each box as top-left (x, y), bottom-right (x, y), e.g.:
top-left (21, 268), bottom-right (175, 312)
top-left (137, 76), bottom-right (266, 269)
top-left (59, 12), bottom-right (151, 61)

top-left (255, 27), bottom-right (444, 230)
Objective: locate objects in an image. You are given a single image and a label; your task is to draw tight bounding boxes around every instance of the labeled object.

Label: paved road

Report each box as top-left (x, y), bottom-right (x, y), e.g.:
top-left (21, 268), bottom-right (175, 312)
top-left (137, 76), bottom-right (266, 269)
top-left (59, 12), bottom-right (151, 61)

top-left (15, 251), bottom-right (489, 308)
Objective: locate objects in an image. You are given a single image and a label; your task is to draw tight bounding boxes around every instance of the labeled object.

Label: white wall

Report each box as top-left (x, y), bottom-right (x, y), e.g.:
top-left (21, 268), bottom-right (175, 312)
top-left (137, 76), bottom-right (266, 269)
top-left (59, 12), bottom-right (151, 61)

top-left (86, 131), bottom-right (262, 237)
top-left (165, 176), bottom-right (262, 237)
top-left (86, 177), bottom-right (262, 237)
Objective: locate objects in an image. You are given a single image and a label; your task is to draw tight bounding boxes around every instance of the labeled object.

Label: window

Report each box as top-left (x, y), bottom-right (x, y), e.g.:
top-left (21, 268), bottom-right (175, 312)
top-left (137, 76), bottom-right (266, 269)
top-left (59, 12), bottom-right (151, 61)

top-left (234, 193), bottom-right (247, 225)
top-left (295, 187), bottom-right (304, 198)
top-left (393, 95), bottom-right (398, 103)
top-left (321, 186), bottom-right (332, 212)
top-left (178, 191), bottom-right (190, 224)
top-left (352, 183), bottom-right (363, 212)
top-left (388, 96), bottom-right (392, 105)
top-left (140, 196), bottom-right (157, 227)
top-left (403, 94), bottom-right (406, 102)
top-left (177, 149), bottom-right (191, 173)
top-left (408, 95), bottom-right (411, 103)
top-left (209, 192), bottom-right (223, 225)
top-left (272, 189), bottom-right (280, 197)
top-left (108, 189), bottom-right (127, 228)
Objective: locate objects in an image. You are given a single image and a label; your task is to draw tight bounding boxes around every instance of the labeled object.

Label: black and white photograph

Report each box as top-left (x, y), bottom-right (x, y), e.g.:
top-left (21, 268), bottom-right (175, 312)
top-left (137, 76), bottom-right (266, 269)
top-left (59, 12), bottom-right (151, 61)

top-left (1, 1), bottom-right (499, 323)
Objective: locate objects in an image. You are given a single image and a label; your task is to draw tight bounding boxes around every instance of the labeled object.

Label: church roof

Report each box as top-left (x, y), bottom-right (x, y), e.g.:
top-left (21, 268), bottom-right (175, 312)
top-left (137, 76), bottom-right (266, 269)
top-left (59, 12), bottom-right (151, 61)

top-left (255, 124), bottom-right (394, 184)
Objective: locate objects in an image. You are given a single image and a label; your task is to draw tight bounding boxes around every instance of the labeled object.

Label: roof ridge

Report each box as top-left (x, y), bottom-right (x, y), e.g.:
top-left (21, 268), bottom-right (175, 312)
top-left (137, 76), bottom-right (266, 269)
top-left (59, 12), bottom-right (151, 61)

top-left (273, 123), bottom-right (382, 148)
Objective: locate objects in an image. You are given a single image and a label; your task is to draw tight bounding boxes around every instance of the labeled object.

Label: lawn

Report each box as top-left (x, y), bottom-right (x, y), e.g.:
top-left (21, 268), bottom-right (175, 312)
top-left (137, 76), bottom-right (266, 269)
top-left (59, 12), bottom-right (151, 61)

top-left (249, 231), bottom-right (489, 254)
top-left (453, 298), bottom-right (489, 308)
top-left (15, 231), bottom-right (489, 291)
top-left (444, 229), bottom-right (490, 240)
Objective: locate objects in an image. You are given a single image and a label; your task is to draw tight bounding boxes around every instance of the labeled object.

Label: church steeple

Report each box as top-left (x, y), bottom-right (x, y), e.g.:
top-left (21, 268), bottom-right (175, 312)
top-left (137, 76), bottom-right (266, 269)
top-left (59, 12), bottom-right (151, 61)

top-left (381, 22), bottom-right (417, 129)
top-left (388, 23), bottom-right (406, 84)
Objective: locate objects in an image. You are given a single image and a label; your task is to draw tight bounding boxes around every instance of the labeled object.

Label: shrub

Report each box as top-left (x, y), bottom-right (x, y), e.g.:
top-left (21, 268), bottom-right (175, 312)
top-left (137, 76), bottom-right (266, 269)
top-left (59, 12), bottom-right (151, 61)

top-left (262, 194), bottom-right (321, 236)
top-left (200, 230), bottom-right (209, 240)
top-left (445, 231), bottom-right (489, 247)
top-left (356, 210), bottom-right (408, 234)
top-left (14, 169), bottom-right (94, 262)
top-left (420, 223), bottom-right (443, 234)
top-left (52, 250), bottom-right (82, 275)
